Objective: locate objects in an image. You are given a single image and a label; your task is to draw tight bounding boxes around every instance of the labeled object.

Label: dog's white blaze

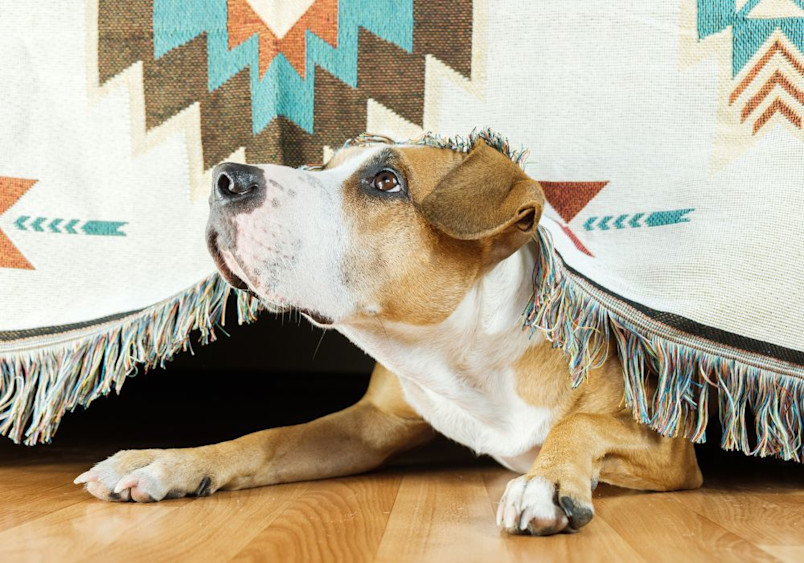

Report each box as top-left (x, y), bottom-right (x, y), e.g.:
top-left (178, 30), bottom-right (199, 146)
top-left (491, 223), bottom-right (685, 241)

top-left (230, 148), bottom-right (384, 320)
top-left (340, 244), bottom-right (555, 462)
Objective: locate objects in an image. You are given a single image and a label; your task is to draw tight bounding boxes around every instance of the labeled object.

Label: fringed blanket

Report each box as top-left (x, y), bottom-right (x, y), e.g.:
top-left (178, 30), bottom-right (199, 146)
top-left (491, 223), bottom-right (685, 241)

top-left (1, 2), bottom-right (802, 458)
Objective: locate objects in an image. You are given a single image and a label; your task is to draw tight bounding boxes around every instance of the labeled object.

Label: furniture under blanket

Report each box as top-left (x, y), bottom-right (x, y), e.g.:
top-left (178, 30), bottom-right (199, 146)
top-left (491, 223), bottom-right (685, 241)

top-left (1, 1), bottom-right (802, 458)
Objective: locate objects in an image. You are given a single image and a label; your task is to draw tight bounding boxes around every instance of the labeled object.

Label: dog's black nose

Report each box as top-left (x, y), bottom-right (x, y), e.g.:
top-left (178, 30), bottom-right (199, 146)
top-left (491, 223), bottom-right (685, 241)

top-left (214, 162), bottom-right (265, 200)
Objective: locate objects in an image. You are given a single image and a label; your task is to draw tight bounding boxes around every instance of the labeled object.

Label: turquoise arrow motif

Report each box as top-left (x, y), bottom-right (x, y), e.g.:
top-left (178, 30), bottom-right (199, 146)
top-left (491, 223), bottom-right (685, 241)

top-left (30, 217), bottom-right (46, 232)
top-left (82, 220), bottom-right (127, 236)
top-left (582, 209), bottom-right (694, 231)
top-left (629, 213), bottom-right (644, 228)
top-left (11, 216), bottom-right (126, 236)
top-left (645, 208), bottom-right (694, 227)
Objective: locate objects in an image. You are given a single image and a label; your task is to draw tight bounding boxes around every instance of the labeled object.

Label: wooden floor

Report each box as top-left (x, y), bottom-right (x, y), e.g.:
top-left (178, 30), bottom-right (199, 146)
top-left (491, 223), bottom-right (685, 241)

top-left (1, 438), bottom-right (802, 563)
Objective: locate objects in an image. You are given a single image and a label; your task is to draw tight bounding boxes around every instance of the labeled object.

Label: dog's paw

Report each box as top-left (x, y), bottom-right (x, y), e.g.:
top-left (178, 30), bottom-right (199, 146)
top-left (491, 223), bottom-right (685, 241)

top-left (495, 474), bottom-right (594, 535)
top-left (74, 449), bottom-right (215, 503)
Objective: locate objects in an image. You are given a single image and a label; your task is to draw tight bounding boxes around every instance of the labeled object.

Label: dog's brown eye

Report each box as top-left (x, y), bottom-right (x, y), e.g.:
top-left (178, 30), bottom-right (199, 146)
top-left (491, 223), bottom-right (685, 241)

top-left (371, 170), bottom-right (401, 193)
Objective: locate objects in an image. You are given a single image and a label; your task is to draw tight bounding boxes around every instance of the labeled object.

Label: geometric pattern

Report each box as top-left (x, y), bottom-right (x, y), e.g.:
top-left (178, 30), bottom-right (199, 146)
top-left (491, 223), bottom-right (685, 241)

top-left (227, 0), bottom-right (338, 78)
top-left (0, 177), bottom-right (36, 270)
top-left (541, 183), bottom-right (695, 258)
top-left (731, 38), bottom-right (804, 133)
top-left (13, 217), bottom-right (127, 237)
top-left (582, 209), bottom-right (695, 230)
top-left (97, 0), bottom-right (473, 169)
top-left (698, 0), bottom-right (804, 76)
top-left (540, 181), bottom-right (608, 223)
top-left (698, 0), bottom-right (804, 135)
top-left (539, 181), bottom-right (609, 257)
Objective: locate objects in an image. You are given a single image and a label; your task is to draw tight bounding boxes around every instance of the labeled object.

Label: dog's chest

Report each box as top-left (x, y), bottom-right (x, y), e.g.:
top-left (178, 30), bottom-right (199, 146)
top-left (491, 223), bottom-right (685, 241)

top-left (341, 246), bottom-right (552, 469)
top-left (350, 319), bottom-right (556, 463)
top-left (395, 361), bottom-right (553, 462)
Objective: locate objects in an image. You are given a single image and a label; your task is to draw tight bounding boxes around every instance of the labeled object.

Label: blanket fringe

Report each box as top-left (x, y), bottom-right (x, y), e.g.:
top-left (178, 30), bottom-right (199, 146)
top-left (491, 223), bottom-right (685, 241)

top-left (524, 226), bottom-right (803, 462)
top-left (0, 274), bottom-right (263, 445)
top-left (346, 127), bottom-right (531, 168)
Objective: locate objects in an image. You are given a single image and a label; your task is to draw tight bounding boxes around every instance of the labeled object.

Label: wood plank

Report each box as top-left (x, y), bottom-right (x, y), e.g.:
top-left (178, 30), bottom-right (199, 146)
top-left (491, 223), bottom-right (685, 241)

top-left (232, 472), bottom-right (402, 563)
top-left (2, 481), bottom-right (88, 514)
top-left (758, 545), bottom-right (804, 563)
top-left (0, 463), bottom-right (85, 490)
top-left (0, 511), bottom-right (44, 534)
top-left (671, 486), bottom-right (804, 552)
top-left (374, 467), bottom-right (511, 563)
top-left (0, 498), bottom-right (187, 562)
top-left (83, 483), bottom-right (309, 562)
top-left (597, 491), bottom-right (780, 562)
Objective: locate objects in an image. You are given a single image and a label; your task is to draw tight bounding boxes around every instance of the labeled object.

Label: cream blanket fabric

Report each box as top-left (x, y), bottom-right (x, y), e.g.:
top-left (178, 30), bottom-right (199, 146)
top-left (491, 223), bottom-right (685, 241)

top-left (0, 1), bottom-right (801, 457)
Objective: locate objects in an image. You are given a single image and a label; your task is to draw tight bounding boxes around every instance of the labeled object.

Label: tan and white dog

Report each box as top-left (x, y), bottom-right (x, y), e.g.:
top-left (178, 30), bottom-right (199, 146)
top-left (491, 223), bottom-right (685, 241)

top-left (75, 138), bottom-right (702, 535)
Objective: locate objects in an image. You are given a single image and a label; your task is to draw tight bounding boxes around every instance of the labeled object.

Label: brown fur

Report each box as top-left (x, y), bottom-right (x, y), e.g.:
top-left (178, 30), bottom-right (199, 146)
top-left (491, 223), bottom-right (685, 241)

top-left (339, 146), bottom-right (481, 325)
top-left (339, 142), bottom-right (545, 325)
top-left (513, 339), bottom-right (701, 515)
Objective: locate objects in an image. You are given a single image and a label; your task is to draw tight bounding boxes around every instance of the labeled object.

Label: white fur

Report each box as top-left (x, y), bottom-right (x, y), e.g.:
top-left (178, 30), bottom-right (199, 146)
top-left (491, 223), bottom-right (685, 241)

top-left (225, 147), bottom-right (385, 321)
top-left (496, 475), bottom-right (568, 534)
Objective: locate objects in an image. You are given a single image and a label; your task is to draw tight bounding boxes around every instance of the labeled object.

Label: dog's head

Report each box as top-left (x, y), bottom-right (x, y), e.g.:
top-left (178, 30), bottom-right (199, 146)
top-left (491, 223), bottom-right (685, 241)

top-left (206, 138), bottom-right (544, 327)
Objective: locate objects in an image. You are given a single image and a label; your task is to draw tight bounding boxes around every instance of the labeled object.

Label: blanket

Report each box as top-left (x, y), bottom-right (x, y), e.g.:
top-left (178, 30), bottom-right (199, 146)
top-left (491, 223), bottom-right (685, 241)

top-left (1, 1), bottom-right (802, 459)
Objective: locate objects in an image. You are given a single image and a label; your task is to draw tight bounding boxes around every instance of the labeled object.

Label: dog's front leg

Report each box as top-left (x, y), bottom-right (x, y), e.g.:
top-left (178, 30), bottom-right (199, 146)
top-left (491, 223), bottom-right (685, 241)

top-left (496, 411), bottom-right (702, 536)
top-left (76, 364), bottom-right (432, 502)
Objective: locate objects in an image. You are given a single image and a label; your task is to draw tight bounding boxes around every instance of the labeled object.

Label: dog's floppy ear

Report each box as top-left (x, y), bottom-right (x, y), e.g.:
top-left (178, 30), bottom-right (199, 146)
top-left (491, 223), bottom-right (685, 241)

top-left (420, 141), bottom-right (543, 243)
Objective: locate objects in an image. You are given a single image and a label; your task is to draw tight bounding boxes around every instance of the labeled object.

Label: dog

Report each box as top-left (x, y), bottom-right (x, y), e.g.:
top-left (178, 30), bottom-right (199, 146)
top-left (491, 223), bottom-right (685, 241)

top-left (75, 136), bottom-right (702, 535)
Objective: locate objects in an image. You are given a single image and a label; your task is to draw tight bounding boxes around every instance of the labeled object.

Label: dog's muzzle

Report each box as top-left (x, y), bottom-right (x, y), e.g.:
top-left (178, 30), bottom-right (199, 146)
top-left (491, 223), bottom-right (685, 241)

top-left (206, 162), bottom-right (269, 293)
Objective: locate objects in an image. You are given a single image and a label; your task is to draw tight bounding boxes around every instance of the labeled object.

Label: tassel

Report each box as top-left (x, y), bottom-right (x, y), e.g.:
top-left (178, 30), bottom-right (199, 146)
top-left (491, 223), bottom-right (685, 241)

top-left (524, 225), bottom-right (803, 463)
top-left (0, 274), bottom-right (264, 445)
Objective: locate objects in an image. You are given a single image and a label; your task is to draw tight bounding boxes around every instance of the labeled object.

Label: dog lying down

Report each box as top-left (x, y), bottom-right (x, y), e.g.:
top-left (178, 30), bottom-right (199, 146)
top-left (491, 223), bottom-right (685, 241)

top-left (75, 135), bottom-right (702, 536)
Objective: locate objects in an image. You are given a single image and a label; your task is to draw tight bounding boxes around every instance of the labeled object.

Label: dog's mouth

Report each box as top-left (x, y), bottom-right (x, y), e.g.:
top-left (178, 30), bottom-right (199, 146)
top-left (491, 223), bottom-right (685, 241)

top-left (206, 231), bottom-right (252, 292)
top-left (298, 309), bottom-right (334, 327)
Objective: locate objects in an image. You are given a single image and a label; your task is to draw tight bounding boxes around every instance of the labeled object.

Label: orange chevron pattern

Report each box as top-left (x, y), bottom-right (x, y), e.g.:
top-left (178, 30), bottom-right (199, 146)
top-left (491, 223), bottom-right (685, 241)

top-left (730, 38), bottom-right (804, 134)
top-left (754, 98), bottom-right (802, 133)
top-left (227, 0), bottom-right (339, 77)
top-left (741, 70), bottom-right (804, 121)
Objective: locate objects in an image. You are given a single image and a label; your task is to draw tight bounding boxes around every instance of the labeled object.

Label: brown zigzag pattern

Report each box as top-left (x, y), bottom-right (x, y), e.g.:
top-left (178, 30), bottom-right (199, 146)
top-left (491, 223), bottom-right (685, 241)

top-left (97, 0), bottom-right (473, 168)
top-left (729, 38), bottom-right (804, 134)
top-left (729, 39), bottom-right (804, 104)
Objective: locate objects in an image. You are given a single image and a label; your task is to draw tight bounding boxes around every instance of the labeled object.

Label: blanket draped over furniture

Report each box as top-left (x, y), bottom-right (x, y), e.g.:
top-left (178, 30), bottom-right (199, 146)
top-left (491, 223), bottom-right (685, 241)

top-left (1, 2), bottom-right (802, 459)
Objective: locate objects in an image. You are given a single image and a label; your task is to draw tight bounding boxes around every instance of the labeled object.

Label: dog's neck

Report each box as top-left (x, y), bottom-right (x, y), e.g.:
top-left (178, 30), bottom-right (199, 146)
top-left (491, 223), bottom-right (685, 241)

top-left (337, 242), bottom-right (540, 387)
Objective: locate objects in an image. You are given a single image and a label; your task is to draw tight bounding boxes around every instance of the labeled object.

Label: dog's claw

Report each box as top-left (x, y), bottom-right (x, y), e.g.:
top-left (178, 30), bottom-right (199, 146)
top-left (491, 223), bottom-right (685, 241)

top-left (559, 495), bottom-right (594, 530)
